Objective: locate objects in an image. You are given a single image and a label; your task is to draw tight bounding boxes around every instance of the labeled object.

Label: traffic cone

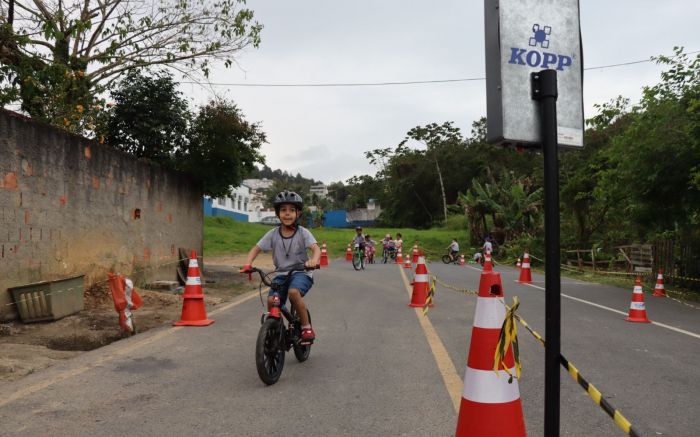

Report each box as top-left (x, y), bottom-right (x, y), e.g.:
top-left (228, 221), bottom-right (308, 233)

top-left (403, 255), bottom-right (412, 269)
top-left (412, 245), bottom-right (419, 263)
top-left (174, 251), bottom-right (214, 326)
top-left (482, 250), bottom-right (493, 273)
top-left (517, 253), bottom-right (532, 284)
top-left (455, 270), bottom-right (526, 436)
top-left (409, 256), bottom-right (432, 308)
top-left (653, 269), bottom-right (666, 297)
top-left (516, 258), bottom-right (521, 269)
top-left (460, 254), bottom-right (465, 267)
top-left (320, 242), bottom-right (329, 267)
top-left (626, 277), bottom-right (651, 323)
top-left (396, 249), bottom-right (403, 264)
top-left (345, 244), bottom-right (352, 262)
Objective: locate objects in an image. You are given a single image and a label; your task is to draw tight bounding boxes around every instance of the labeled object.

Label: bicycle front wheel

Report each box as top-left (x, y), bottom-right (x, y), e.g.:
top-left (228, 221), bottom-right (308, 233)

top-left (352, 251), bottom-right (362, 270)
top-left (292, 308), bottom-right (312, 363)
top-left (255, 317), bottom-right (285, 385)
top-left (441, 255), bottom-right (452, 264)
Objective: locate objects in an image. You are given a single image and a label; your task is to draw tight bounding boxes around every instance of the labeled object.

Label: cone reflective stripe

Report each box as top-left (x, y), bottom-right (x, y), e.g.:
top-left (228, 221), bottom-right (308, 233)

top-left (409, 257), bottom-right (432, 307)
top-left (320, 241), bottom-right (329, 267)
top-left (460, 254), bottom-right (465, 267)
top-left (456, 271), bottom-right (526, 436)
top-left (345, 244), bottom-right (352, 262)
top-left (174, 251), bottom-right (214, 326)
top-left (653, 269), bottom-right (666, 297)
top-left (626, 277), bottom-right (651, 323)
top-left (412, 245), bottom-right (419, 263)
top-left (516, 258), bottom-right (521, 269)
top-left (403, 255), bottom-right (412, 269)
top-left (517, 253), bottom-right (532, 284)
top-left (482, 250), bottom-right (493, 273)
top-left (396, 249), bottom-right (403, 264)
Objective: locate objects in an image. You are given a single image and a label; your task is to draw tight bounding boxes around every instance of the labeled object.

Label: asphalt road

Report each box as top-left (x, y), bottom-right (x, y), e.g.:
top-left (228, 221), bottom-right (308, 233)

top-left (0, 260), bottom-right (698, 436)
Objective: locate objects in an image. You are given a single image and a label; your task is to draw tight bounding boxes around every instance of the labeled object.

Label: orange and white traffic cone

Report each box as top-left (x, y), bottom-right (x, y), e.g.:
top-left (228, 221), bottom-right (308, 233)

top-left (460, 254), bottom-right (465, 267)
top-left (653, 269), bottom-right (666, 297)
top-left (516, 258), bottom-right (521, 269)
top-left (174, 251), bottom-right (214, 326)
top-left (517, 253), bottom-right (532, 284)
top-left (455, 270), bottom-right (526, 436)
top-left (482, 250), bottom-right (493, 272)
top-left (320, 242), bottom-right (329, 267)
top-left (403, 255), bottom-right (412, 269)
top-left (396, 249), bottom-right (403, 264)
top-left (345, 244), bottom-right (352, 262)
top-left (626, 277), bottom-right (651, 323)
top-left (409, 256), bottom-right (432, 308)
top-left (412, 244), bottom-right (419, 263)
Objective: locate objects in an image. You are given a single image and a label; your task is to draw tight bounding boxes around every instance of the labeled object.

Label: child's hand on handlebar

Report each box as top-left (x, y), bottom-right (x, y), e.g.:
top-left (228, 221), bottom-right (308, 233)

top-left (239, 264), bottom-right (253, 273)
top-left (305, 260), bottom-right (320, 270)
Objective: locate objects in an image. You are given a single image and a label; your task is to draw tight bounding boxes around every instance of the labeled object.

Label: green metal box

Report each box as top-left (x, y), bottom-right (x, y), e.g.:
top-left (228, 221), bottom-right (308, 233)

top-left (9, 275), bottom-right (85, 322)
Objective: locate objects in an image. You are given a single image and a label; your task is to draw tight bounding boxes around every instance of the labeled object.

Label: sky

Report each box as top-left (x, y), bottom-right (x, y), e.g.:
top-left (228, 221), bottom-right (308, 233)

top-left (181, 0), bottom-right (700, 184)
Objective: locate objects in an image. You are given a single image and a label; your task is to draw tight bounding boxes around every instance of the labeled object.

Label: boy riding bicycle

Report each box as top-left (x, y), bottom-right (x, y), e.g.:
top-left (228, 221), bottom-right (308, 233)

top-left (446, 238), bottom-right (460, 261)
top-left (240, 190), bottom-right (321, 344)
top-left (351, 226), bottom-right (366, 254)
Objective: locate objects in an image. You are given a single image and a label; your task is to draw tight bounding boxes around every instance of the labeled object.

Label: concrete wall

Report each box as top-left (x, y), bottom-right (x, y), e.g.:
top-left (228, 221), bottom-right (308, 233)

top-left (0, 109), bottom-right (203, 321)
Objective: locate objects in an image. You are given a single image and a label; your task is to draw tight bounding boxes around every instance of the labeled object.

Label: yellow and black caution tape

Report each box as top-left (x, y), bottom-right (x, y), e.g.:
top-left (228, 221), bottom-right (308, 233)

top-left (422, 277), bottom-right (436, 316)
top-left (431, 275), bottom-right (479, 297)
top-left (512, 313), bottom-right (641, 437)
top-left (421, 271), bottom-right (642, 436)
top-left (560, 355), bottom-right (641, 437)
top-left (494, 296), bottom-right (522, 383)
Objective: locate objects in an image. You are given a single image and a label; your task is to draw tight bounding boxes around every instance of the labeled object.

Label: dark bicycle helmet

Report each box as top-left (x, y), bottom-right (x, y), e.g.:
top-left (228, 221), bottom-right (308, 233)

top-left (355, 226), bottom-right (363, 231)
top-left (273, 190), bottom-right (304, 213)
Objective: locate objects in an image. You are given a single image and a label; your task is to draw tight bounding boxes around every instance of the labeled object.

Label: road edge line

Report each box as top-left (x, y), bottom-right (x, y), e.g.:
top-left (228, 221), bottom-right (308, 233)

top-left (399, 266), bottom-right (463, 413)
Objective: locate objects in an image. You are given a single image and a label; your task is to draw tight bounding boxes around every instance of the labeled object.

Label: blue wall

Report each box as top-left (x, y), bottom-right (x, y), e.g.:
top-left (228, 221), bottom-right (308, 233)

top-left (321, 210), bottom-right (376, 228)
top-left (203, 198), bottom-right (249, 222)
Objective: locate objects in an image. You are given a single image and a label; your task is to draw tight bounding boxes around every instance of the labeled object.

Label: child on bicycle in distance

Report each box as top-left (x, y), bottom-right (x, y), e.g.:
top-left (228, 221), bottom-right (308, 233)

top-left (352, 226), bottom-right (366, 253)
top-left (240, 190), bottom-right (321, 344)
top-left (364, 234), bottom-right (376, 263)
top-left (447, 238), bottom-right (460, 261)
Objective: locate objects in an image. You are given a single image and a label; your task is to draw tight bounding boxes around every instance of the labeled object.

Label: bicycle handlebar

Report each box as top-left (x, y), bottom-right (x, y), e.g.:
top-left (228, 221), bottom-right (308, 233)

top-left (243, 264), bottom-right (319, 287)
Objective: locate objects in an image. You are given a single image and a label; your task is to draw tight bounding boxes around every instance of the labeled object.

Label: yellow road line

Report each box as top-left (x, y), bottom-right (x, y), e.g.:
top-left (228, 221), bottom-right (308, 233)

top-left (399, 266), bottom-right (463, 412)
top-left (0, 290), bottom-right (259, 408)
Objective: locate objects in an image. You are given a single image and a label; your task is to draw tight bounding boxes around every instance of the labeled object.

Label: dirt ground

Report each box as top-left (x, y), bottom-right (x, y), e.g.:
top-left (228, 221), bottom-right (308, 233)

top-left (0, 254), bottom-right (274, 384)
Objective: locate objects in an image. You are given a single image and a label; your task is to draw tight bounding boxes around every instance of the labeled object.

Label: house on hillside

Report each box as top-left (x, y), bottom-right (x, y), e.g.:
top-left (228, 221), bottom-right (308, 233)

top-left (310, 183), bottom-right (328, 199)
top-left (203, 184), bottom-right (251, 221)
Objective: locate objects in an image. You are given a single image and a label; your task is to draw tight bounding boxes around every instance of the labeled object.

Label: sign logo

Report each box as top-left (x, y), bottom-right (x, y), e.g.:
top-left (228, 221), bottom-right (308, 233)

top-left (508, 24), bottom-right (572, 71)
top-left (529, 24), bottom-right (551, 48)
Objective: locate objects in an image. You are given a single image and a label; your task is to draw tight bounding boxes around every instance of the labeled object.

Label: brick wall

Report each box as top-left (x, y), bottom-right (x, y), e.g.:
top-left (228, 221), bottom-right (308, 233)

top-left (0, 109), bottom-right (202, 321)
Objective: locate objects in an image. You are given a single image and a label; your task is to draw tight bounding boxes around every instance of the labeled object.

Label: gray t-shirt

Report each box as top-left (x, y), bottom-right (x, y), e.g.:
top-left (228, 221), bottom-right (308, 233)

top-left (257, 226), bottom-right (318, 276)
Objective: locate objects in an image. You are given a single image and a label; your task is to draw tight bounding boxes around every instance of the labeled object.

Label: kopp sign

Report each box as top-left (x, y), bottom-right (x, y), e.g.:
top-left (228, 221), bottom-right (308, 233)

top-left (484, 0), bottom-right (584, 147)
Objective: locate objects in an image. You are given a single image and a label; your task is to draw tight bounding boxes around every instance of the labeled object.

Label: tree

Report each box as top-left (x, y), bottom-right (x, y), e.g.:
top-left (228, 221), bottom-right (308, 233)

top-left (105, 70), bottom-right (190, 164)
top-left (176, 99), bottom-right (266, 197)
top-left (0, 0), bottom-right (262, 132)
top-left (405, 122), bottom-right (463, 221)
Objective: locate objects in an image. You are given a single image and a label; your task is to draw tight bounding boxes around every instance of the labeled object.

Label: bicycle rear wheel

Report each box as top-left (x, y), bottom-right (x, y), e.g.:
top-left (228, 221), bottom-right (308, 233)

top-left (352, 251), bottom-right (362, 270)
top-left (255, 317), bottom-right (285, 385)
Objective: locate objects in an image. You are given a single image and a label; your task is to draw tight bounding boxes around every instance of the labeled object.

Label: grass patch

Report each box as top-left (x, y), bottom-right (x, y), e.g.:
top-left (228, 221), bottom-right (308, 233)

top-left (204, 216), bottom-right (473, 259)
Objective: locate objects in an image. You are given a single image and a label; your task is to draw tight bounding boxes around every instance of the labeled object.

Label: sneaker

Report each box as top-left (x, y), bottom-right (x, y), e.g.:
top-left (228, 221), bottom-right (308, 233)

top-left (300, 327), bottom-right (315, 344)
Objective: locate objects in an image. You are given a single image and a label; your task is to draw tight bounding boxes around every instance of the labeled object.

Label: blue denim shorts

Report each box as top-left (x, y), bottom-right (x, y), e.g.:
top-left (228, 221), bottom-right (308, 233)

top-left (269, 272), bottom-right (313, 306)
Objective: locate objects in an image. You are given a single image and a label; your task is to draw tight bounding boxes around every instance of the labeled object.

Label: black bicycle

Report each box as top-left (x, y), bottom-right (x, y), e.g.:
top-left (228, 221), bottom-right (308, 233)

top-left (382, 245), bottom-right (397, 264)
top-left (441, 252), bottom-right (463, 264)
top-left (247, 264), bottom-right (317, 385)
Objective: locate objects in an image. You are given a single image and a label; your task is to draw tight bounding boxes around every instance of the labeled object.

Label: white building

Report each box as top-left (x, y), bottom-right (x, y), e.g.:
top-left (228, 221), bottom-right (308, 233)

top-left (310, 183), bottom-right (328, 199)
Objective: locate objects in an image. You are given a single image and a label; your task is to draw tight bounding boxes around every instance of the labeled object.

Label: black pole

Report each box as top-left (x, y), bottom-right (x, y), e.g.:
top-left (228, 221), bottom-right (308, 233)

top-left (531, 69), bottom-right (561, 437)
